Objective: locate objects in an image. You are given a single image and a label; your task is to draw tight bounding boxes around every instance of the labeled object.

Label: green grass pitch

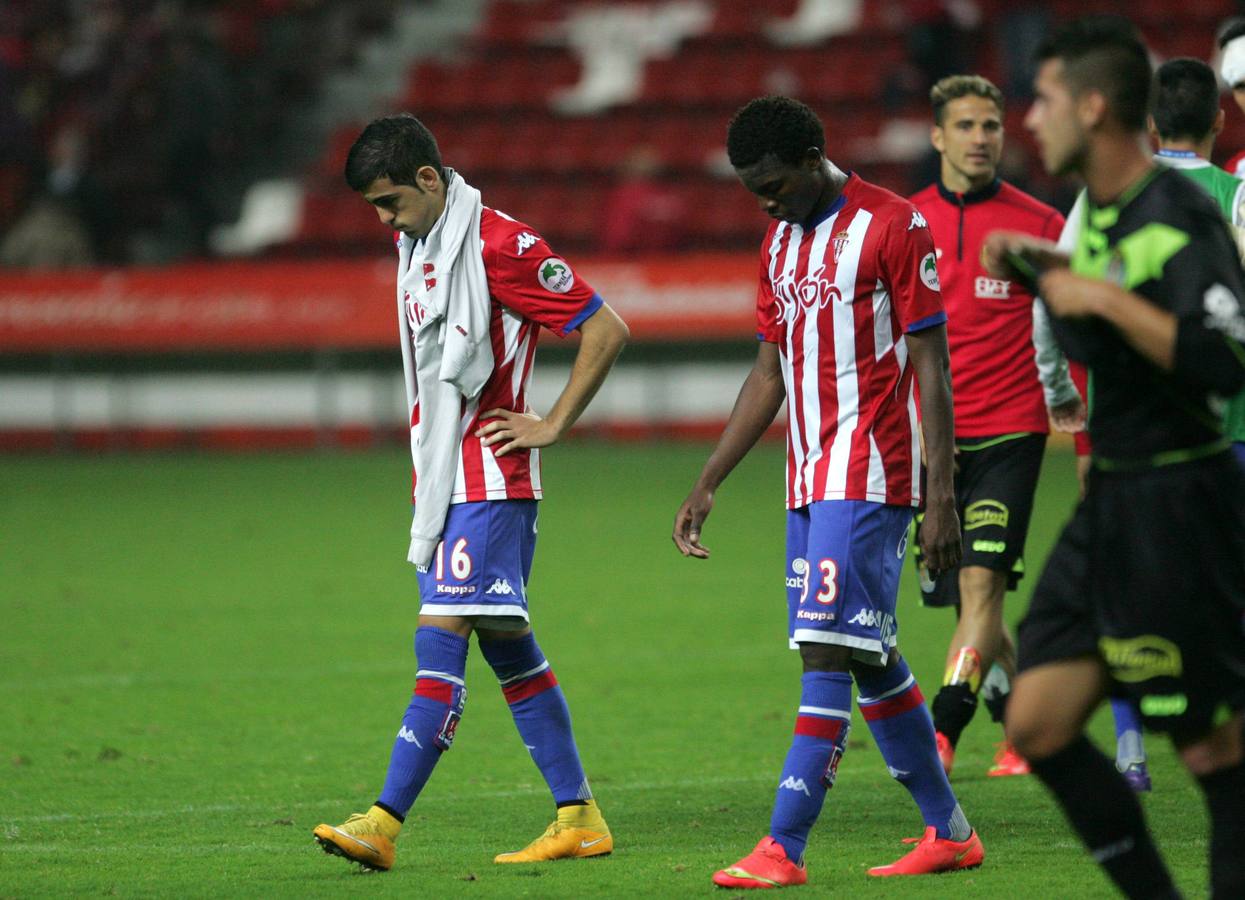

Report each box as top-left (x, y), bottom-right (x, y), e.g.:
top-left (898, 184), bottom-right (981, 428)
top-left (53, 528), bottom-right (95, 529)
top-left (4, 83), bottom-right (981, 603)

top-left (1, 443), bottom-right (1209, 897)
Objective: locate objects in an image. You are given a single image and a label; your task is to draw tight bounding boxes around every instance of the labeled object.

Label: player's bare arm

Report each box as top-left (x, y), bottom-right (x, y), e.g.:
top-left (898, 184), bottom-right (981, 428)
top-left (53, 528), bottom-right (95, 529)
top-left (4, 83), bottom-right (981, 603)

top-left (1037, 269), bottom-right (1178, 370)
top-left (906, 325), bottom-right (962, 573)
top-left (980, 231), bottom-right (1068, 281)
top-left (477, 302), bottom-right (629, 456)
top-left (673, 341), bottom-right (785, 559)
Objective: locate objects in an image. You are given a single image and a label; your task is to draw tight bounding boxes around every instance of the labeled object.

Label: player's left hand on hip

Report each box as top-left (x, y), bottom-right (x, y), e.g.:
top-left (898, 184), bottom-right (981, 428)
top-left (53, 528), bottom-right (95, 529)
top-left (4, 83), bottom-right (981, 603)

top-left (476, 408), bottom-right (559, 456)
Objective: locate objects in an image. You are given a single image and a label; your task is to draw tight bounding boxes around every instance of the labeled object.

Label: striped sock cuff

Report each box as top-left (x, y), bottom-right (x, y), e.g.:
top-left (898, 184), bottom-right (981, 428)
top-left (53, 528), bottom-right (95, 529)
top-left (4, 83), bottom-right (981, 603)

top-left (501, 667), bottom-right (559, 704)
top-left (858, 674), bottom-right (925, 721)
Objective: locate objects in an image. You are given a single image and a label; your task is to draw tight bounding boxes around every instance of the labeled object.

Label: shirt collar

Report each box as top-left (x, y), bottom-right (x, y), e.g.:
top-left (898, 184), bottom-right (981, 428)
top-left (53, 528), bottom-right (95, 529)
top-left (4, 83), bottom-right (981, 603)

top-left (936, 177), bottom-right (1002, 206)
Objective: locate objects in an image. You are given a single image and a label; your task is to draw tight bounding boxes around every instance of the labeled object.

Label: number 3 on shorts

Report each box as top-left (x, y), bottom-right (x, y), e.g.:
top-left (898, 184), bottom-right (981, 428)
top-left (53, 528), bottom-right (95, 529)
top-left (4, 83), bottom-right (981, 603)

top-left (814, 559), bottom-right (838, 604)
top-left (435, 537), bottom-right (473, 581)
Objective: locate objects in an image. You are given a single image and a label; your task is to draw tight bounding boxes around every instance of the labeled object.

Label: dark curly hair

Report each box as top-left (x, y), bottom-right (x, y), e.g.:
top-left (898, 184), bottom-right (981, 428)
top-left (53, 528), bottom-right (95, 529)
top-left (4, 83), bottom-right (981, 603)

top-left (726, 96), bottom-right (825, 169)
top-left (344, 113), bottom-right (444, 192)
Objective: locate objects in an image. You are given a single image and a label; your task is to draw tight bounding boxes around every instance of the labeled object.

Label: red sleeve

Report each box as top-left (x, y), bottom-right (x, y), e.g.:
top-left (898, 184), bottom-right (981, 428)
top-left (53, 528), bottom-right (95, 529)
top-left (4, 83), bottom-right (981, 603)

top-left (880, 205), bottom-right (946, 332)
top-left (756, 236), bottom-right (781, 343)
top-left (1041, 210), bottom-right (1066, 243)
top-left (482, 212), bottom-right (601, 337)
top-left (1070, 361), bottom-right (1091, 456)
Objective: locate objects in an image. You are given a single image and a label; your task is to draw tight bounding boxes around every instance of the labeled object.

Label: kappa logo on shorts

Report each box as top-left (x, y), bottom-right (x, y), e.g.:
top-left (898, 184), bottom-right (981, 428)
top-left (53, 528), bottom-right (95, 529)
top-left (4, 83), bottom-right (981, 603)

top-left (485, 579), bottom-right (515, 595)
top-left (779, 776), bottom-right (811, 796)
top-left (964, 499), bottom-right (1009, 531)
top-left (848, 609), bottom-right (891, 629)
top-left (1099, 635), bottom-right (1183, 683)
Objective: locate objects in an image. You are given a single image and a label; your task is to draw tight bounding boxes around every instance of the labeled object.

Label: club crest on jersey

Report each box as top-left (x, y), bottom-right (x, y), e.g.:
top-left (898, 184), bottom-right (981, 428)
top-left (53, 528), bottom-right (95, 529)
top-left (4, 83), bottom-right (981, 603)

top-left (919, 252), bottom-right (941, 292)
top-left (516, 231), bottom-right (539, 255)
top-left (831, 230), bottom-right (851, 263)
top-left (538, 257), bottom-right (575, 293)
top-left (772, 272), bottom-right (843, 323)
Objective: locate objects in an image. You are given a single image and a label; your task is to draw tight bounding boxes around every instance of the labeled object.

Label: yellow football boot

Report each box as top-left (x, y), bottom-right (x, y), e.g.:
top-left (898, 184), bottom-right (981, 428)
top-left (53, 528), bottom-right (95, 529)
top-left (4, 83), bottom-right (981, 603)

top-left (494, 799), bottom-right (613, 863)
top-left (313, 805), bottom-right (400, 871)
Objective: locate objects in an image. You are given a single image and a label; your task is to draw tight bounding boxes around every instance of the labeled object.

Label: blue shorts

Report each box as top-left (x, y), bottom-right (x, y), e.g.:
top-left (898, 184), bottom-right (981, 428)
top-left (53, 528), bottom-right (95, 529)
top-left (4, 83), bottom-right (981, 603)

top-left (786, 500), bottom-right (914, 666)
top-left (416, 500), bottom-right (537, 625)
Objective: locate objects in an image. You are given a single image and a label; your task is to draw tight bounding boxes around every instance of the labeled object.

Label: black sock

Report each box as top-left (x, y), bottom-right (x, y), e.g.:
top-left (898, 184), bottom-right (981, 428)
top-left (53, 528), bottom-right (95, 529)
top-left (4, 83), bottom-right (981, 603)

top-left (1197, 760), bottom-right (1245, 899)
top-left (1029, 736), bottom-right (1177, 899)
top-left (931, 683), bottom-right (978, 746)
top-left (983, 687), bottom-right (1008, 724)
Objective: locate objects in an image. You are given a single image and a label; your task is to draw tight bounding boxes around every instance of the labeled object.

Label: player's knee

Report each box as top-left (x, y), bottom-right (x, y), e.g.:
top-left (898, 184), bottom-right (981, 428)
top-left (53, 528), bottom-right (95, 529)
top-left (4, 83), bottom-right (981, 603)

top-left (799, 642), bottom-right (852, 672)
top-left (957, 566), bottom-right (1006, 613)
top-left (1176, 714), bottom-right (1245, 776)
top-left (1005, 702), bottom-right (1075, 762)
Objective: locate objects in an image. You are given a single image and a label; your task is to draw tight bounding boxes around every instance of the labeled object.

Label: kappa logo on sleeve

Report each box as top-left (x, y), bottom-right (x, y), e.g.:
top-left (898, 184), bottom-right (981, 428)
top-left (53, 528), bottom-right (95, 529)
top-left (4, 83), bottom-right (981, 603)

top-left (516, 232), bottom-right (539, 255)
top-left (919, 252), bottom-right (941, 292)
top-left (908, 210), bottom-right (928, 231)
top-left (538, 257), bottom-right (575, 293)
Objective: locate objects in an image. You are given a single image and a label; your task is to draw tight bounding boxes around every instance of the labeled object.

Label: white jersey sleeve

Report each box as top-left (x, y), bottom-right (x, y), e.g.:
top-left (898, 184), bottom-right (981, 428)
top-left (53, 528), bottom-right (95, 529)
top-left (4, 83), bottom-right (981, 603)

top-left (1032, 190), bottom-right (1085, 408)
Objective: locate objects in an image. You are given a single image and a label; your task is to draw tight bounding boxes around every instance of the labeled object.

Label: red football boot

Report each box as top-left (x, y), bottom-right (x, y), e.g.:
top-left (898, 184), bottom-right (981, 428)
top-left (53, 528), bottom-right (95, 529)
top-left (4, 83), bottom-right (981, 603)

top-left (867, 826), bottom-right (984, 877)
top-left (712, 837), bottom-right (808, 889)
top-left (987, 742), bottom-right (1031, 777)
top-left (935, 731), bottom-right (955, 776)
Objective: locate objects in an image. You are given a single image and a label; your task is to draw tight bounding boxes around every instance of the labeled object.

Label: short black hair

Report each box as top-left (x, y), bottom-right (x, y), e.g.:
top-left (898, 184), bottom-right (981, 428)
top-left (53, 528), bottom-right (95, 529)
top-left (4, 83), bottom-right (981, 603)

top-left (1151, 58), bottom-right (1220, 141)
top-left (1036, 16), bottom-right (1152, 132)
top-left (726, 96), bottom-right (825, 169)
top-left (1218, 16), bottom-right (1245, 49)
top-left (344, 113), bottom-right (444, 192)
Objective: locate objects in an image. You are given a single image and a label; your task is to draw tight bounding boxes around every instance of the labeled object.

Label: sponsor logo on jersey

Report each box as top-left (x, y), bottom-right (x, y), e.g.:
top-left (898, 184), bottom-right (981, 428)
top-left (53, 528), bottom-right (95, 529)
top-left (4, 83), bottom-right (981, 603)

top-left (423, 262), bottom-right (437, 292)
top-left (485, 579), bottom-right (515, 595)
top-left (920, 252), bottom-right (941, 292)
top-left (779, 775), bottom-right (811, 796)
top-left (1203, 282), bottom-right (1245, 341)
top-left (516, 231), bottom-right (539, 255)
top-left (964, 499), bottom-right (1008, 530)
top-left (772, 272), bottom-right (843, 323)
top-left (974, 276), bottom-right (1011, 299)
top-left (832, 230), bottom-right (851, 263)
top-left (908, 210), bottom-right (927, 231)
top-left (538, 258), bottom-right (575, 293)
top-left (1099, 635), bottom-right (1183, 683)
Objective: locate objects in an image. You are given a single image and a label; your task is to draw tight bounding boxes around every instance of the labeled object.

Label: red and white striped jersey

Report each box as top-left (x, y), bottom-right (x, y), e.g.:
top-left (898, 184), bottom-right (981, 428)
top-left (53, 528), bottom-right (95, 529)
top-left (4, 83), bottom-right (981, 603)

top-left (756, 174), bottom-right (947, 509)
top-left (402, 207), bottom-right (602, 504)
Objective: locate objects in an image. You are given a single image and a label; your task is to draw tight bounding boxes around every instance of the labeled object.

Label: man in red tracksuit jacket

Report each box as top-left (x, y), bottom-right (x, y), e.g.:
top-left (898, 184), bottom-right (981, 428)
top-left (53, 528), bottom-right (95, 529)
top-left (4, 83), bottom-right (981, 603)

top-left (909, 74), bottom-right (1074, 778)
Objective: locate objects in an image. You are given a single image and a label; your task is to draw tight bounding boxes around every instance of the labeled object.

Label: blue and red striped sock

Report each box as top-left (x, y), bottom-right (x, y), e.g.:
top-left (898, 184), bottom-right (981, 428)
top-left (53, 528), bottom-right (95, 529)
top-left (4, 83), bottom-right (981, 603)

top-left (769, 671), bottom-right (853, 863)
top-left (856, 656), bottom-right (968, 840)
top-left (479, 632), bottom-right (590, 805)
top-left (376, 626), bottom-right (469, 818)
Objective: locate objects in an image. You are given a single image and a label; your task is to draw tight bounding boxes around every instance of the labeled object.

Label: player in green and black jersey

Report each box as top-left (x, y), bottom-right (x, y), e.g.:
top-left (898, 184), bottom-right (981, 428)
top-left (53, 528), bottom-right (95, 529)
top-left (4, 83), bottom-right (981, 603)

top-left (985, 17), bottom-right (1245, 900)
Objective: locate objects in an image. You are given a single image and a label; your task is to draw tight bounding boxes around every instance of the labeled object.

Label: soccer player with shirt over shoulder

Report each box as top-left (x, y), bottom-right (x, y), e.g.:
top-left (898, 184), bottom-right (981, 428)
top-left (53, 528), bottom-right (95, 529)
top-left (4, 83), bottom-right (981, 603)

top-left (673, 95), bottom-right (983, 889)
top-left (312, 113), bottom-right (628, 872)
top-left (907, 74), bottom-right (1068, 780)
top-left (986, 17), bottom-right (1245, 897)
